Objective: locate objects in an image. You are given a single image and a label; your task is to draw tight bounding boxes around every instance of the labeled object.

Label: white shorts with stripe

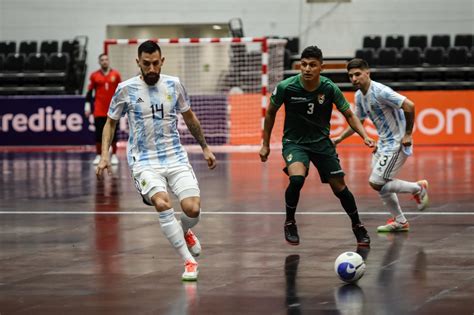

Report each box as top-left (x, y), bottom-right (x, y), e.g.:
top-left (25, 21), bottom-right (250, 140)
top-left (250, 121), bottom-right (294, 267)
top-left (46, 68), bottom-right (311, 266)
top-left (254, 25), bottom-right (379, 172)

top-left (132, 164), bottom-right (200, 205)
top-left (369, 148), bottom-right (410, 185)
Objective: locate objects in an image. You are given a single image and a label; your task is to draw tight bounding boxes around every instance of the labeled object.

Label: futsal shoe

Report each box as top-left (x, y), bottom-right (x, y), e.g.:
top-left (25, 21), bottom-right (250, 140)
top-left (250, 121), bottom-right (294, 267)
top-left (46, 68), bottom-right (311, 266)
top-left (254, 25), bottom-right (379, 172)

top-left (356, 245), bottom-right (371, 261)
top-left (182, 260), bottom-right (198, 281)
top-left (93, 155), bottom-right (101, 165)
top-left (377, 218), bottom-right (410, 232)
top-left (284, 221), bottom-right (300, 245)
top-left (111, 154), bottom-right (119, 165)
top-left (413, 179), bottom-right (429, 211)
top-left (184, 229), bottom-right (201, 257)
top-left (352, 224), bottom-right (370, 246)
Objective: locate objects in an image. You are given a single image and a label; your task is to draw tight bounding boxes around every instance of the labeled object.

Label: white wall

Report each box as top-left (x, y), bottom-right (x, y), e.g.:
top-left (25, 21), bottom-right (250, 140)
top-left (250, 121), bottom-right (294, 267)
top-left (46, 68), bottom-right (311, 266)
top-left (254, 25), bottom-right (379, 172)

top-left (1, 0), bottom-right (473, 90)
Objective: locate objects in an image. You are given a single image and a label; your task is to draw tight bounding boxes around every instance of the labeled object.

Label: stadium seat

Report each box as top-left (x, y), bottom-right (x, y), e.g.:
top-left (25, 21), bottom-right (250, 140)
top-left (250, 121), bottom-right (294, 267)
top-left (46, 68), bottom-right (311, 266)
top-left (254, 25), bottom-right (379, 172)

top-left (421, 47), bottom-right (446, 83)
top-left (447, 46), bottom-right (469, 65)
top-left (0, 41), bottom-right (16, 55)
top-left (408, 35), bottom-right (428, 50)
top-left (61, 39), bottom-right (79, 65)
top-left (19, 41), bottom-right (38, 56)
top-left (24, 53), bottom-right (47, 86)
top-left (431, 34), bottom-right (450, 49)
top-left (362, 35), bottom-right (382, 50)
top-left (355, 48), bottom-right (376, 66)
top-left (445, 46), bottom-right (469, 81)
top-left (3, 53), bottom-right (25, 86)
top-left (377, 48), bottom-right (398, 66)
top-left (423, 47), bottom-right (445, 66)
top-left (398, 47), bottom-right (422, 81)
top-left (40, 40), bottom-right (59, 55)
top-left (371, 48), bottom-right (398, 82)
top-left (454, 34), bottom-right (473, 48)
top-left (385, 35), bottom-right (404, 51)
top-left (44, 52), bottom-right (69, 86)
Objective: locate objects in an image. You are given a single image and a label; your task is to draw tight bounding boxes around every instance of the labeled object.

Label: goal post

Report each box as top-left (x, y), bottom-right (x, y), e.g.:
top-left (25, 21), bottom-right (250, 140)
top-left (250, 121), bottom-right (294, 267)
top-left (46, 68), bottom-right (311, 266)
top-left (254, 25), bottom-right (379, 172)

top-left (104, 37), bottom-right (287, 145)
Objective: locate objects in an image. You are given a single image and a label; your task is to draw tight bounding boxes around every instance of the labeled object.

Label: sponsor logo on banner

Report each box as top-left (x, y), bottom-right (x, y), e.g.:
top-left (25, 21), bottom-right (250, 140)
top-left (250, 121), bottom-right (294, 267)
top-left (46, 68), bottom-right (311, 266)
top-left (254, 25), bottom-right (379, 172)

top-left (0, 106), bottom-right (82, 133)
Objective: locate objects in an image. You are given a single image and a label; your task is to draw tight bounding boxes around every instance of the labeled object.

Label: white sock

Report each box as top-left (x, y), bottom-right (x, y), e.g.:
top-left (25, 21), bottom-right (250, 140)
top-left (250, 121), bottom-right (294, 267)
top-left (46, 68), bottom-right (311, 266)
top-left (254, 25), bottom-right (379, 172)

top-left (181, 210), bottom-right (200, 234)
top-left (381, 179), bottom-right (421, 194)
top-left (158, 208), bottom-right (195, 263)
top-left (379, 192), bottom-right (407, 223)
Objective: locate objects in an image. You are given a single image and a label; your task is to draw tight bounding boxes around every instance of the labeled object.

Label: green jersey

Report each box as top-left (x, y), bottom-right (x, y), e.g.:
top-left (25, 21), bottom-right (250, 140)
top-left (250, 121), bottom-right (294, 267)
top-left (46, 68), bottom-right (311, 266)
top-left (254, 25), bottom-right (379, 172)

top-left (271, 74), bottom-right (350, 145)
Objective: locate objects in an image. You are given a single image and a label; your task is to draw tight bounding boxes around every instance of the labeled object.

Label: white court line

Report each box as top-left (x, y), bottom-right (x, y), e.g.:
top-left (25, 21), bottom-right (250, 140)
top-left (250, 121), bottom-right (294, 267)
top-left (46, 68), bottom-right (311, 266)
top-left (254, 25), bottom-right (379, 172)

top-left (0, 211), bottom-right (473, 215)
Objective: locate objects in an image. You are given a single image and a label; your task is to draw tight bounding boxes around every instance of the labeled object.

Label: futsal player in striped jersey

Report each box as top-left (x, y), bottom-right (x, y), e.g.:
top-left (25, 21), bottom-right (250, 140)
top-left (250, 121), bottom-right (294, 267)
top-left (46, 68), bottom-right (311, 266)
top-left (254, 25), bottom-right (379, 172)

top-left (333, 58), bottom-right (429, 233)
top-left (96, 40), bottom-right (217, 281)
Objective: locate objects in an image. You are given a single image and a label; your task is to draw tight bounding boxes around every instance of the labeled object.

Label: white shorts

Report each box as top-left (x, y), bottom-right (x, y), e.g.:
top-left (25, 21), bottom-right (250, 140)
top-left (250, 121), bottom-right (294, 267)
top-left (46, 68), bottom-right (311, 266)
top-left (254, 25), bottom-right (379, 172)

top-left (132, 164), bottom-right (200, 205)
top-left (369, 148), bottom-right (409, 185)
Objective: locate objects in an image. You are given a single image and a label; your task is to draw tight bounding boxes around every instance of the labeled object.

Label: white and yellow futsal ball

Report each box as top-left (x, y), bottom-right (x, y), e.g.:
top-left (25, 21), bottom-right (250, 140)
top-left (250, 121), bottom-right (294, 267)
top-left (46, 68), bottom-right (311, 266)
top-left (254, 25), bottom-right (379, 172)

top-left (334, 252), bottom-right (366, 283)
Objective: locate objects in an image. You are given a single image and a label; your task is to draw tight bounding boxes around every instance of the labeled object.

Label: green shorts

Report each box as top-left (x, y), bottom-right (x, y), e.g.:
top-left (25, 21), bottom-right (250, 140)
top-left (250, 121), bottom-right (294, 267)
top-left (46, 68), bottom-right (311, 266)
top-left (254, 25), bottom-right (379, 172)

top-left (282, 142), bottom-right (345, 183)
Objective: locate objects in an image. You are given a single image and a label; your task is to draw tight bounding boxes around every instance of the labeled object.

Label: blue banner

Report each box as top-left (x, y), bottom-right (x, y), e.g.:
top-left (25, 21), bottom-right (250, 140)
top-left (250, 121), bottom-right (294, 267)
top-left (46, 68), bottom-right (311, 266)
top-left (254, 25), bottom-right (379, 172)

top-left (0, 95), bottom-right (228, 146)
top-left (0, 96), bottom-right (95, 145)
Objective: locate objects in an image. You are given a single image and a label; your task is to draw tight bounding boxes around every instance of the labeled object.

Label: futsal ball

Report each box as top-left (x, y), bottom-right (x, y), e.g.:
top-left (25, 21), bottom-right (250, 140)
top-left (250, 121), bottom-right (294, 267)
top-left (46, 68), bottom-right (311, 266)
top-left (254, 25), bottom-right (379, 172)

top-left (334, 252), bottom-right (366, 283)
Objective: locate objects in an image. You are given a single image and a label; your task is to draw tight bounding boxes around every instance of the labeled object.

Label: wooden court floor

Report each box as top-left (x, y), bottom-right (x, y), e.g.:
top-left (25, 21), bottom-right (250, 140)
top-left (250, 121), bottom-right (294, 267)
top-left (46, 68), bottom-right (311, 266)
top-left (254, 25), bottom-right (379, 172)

top-left (0, 146), bottom-right (473, 315)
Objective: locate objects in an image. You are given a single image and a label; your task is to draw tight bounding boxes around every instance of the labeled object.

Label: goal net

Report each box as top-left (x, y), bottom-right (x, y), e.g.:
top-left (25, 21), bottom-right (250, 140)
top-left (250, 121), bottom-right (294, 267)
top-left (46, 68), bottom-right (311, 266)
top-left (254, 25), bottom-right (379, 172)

top-left (105, 37), bottom-right (287, 145)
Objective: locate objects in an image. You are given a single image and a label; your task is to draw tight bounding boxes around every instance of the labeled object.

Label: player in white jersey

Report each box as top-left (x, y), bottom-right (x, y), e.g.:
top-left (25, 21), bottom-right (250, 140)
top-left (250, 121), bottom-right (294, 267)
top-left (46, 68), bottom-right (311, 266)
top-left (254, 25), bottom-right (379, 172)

top-left (96, 40), bottom-right (217, 281)
top-left (332, 58), bottom-right (429, 232)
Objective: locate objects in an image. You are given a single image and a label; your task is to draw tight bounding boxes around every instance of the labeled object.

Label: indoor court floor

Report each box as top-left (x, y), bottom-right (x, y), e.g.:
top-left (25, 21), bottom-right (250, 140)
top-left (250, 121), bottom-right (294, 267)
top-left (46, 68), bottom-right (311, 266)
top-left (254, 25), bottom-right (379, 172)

top-left (0, 146), bottom-right (473, 315)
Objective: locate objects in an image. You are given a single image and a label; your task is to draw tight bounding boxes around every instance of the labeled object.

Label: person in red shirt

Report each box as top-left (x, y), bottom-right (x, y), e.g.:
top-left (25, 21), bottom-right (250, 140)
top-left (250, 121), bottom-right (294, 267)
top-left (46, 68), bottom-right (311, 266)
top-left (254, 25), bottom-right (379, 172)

top-left (85, 54), bottom-right (122, 165)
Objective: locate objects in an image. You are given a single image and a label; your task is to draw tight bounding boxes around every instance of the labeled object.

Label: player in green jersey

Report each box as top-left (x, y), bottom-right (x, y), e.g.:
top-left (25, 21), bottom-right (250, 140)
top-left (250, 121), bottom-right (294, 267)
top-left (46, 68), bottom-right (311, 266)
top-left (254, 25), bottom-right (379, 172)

top-left (259, 46), bottom-right (375, 246)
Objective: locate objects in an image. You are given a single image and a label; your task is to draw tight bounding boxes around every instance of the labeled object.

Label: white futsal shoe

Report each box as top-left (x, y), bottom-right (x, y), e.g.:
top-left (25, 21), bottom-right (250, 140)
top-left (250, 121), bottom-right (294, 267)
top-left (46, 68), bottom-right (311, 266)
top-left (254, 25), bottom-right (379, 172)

top-left (413, 180), bottom-right (429, 211)
top-left (110, 154), bottom-right (119, 165)
top-left (92, 155), bottom-right (101, 165)
top-left (182, 260), bottom-right (199, 281)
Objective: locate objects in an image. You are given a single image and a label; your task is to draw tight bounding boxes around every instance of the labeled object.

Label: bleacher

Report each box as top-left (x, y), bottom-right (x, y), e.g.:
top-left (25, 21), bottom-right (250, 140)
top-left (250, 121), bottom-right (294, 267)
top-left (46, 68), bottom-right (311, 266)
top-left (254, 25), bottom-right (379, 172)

top-left (284, 34), bottom-right (474, 91)
top-left (0, 36), bottom-right (88, 95)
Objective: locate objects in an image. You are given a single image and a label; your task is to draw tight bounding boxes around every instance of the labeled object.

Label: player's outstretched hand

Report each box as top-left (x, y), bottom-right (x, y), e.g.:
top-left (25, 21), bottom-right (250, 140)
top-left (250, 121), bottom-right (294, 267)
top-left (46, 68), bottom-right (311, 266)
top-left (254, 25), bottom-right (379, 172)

top-left (331, 137), bottom-right (341, 146)
top-left (401, 134), bottom-right (413, 147)
top-left (259, 145), bottom-right (270, 162)
top-left (203, 147), bottom-right (217, 169)
top-left (96, 157), bottom-right (112, 180)
top-left (364, 136), bottom-right (376, 148)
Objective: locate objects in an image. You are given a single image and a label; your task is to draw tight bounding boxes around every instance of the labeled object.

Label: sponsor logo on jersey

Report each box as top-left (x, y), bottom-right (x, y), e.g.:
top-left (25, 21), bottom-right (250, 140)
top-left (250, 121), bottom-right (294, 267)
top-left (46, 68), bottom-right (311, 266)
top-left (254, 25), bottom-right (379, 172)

top-left (318, 94), bottom-right (325, 104)
top-left (272, 86), bottom-right (277, 95)
top-left (137, 97), bottom-right (144, 103)
top-left (291, 97), bottom-right (307, 101)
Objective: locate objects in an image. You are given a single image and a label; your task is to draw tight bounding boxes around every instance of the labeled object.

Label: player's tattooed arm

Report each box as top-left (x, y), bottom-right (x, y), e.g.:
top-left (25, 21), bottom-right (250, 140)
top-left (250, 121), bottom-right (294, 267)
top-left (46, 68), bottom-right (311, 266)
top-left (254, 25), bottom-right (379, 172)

top-left (182, 109), bottom-right (208, 148)
top-left (402, 98), bottom-right (415, 135)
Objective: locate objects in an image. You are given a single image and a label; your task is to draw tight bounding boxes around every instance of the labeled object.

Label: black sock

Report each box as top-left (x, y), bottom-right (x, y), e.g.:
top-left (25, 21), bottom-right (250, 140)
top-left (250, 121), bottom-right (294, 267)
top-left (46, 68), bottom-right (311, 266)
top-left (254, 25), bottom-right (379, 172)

top-left (285, 176), bottom-right (305, 223)
top-left (335, 186), bottom-right (361, 227)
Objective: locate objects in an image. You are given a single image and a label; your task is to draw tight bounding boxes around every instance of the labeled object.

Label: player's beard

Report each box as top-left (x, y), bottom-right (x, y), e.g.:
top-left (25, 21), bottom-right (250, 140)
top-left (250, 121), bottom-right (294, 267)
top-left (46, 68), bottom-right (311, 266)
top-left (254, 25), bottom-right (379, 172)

top-left (141, 70), bottom-right (159, 86)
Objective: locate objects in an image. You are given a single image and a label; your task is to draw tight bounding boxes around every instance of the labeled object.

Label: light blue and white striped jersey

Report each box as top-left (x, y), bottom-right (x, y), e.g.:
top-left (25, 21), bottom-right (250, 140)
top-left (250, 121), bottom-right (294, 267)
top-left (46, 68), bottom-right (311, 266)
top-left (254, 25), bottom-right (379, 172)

top-left (354, 81), bottom-right (406, 153)
top-left (108, 74), bottom-right (190, 171)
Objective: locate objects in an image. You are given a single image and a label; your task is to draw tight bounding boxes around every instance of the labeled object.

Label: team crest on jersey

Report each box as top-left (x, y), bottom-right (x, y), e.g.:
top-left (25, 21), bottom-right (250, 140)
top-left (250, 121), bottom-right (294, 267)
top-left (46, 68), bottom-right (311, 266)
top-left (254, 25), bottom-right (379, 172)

top-left (286, 153), bottom-right (293, 162)
top-left (111, 76), bottom-right (116, 83)
top-left (141, 179), bottom-right (147, 188)
top-left (167, 94), bottom-right (172, 102)
top-left (318, 94), bottom-right (325, 104)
